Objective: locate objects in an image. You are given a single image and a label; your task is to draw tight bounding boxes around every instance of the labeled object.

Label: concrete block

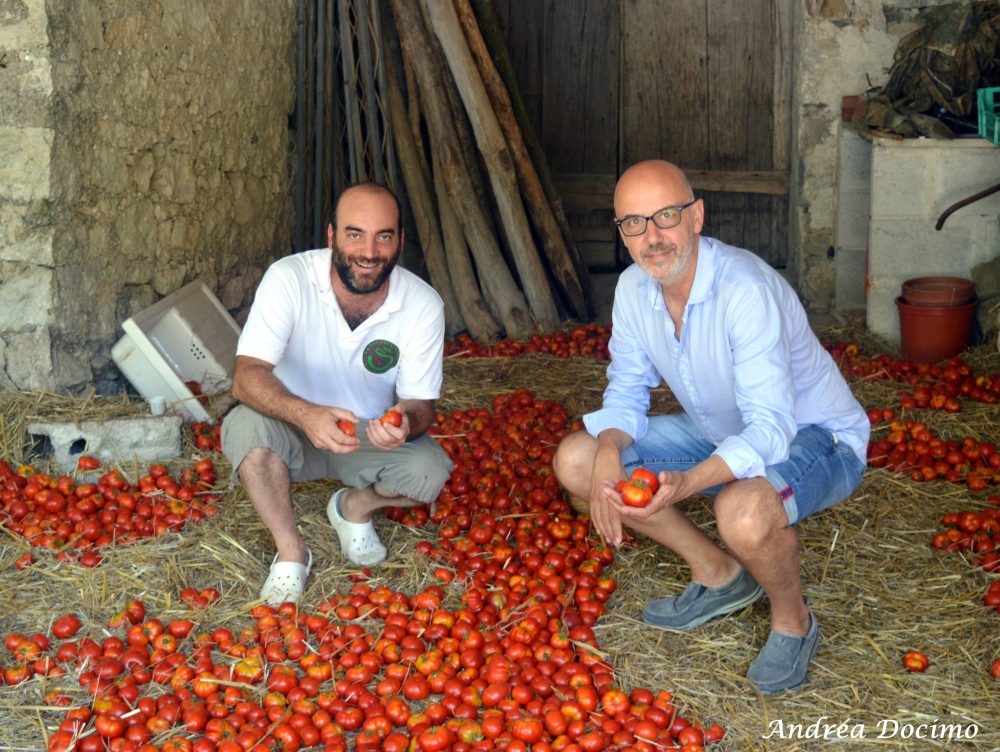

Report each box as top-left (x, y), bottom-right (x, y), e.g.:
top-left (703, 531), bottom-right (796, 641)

top-left (866, 277), bottom-right (902, 344)
top-left (835, 189), bottom-right (870, 250)
top-left (835, 247), bottom-right (867, 310)
top-left (928, 146), bottom-right (1000, 217)
top-left (870, 143), bottom-right (934, 217)
top-left (837, 128), bottom-right (872, 190)
top-left (27, 416), bottom-right (183, 473)
top-left (867, 220), bottom-right (980, 279)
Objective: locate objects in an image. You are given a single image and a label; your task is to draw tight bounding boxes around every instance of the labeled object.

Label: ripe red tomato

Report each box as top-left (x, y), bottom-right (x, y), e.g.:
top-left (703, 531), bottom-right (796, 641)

top-left (380, 410), bottom-right (403, 428)
top-left (76, 456), bottom-right (101, 471)
top-left (511, 718), bottom-right (544, 744)
top-left (337, 419), bottom-right (356, 437)
top-left (620, 480), bottom-right (652, 508)
top-left (630, 466), bottom-right (660, 493)
top-left (903, 650), bottom-right (929, 673)
top-left (991, 658), bottom-right (1000, 680)
top-left (52, 613), bottom-right (82, 639)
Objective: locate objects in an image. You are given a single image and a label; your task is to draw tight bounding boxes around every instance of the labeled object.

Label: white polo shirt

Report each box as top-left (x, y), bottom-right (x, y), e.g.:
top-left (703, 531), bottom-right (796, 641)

top-left (238, 248), bottom-right (445, 419)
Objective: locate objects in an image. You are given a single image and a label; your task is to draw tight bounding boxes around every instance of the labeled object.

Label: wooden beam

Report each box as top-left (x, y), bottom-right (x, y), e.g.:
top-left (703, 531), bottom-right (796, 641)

top-left (554, 169), bottom-right (788, 215)
top-left (686, 169), bottom-right (788, 196)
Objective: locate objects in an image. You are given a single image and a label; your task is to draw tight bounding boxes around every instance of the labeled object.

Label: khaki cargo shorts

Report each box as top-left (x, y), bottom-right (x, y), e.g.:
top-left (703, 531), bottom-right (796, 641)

top-left (221, 404), bottom-right (452, 504)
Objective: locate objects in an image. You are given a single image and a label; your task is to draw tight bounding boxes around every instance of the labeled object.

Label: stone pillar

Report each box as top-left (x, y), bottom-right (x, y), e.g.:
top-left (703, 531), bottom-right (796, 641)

top-left (0, 0), bottom-right (57, 389)
top-left (0, 0), bottom-right (296, 393)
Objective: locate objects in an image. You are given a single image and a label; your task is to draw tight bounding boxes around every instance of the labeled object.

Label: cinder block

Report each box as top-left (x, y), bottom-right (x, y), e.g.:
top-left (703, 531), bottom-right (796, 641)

top-left (27, 416), bottom-right (183, 473)
top-left (870, 143), bottom-right (934, 217)
top-left (865, 277), bottom-right (902, 344)
top-left (837, 129), bottom-right (872, 190)
top-left (928, 146), bottom-right (1000, 216)
top-left (867, 220), bottom-right (978, 279)
top-left (835, 189), bottom-right (870, 250)
top-left (835, 248), bottom-right (867, 310)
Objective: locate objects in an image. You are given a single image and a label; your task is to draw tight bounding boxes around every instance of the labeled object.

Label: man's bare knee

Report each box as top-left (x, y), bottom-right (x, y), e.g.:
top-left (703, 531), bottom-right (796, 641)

top-left (554, 430), bottom-right (598, 498)
top-left (237, 447), bottom-right (288, 481)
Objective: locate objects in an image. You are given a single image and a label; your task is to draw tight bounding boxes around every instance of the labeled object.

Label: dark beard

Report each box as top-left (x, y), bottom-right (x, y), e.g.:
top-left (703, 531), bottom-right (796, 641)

top-left (331, 242), bottom-right (400, 295)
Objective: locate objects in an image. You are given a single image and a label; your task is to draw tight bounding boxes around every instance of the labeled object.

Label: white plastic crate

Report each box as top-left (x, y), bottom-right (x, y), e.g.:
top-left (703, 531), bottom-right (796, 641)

top-left (111, 280), bottom-right (241, 422)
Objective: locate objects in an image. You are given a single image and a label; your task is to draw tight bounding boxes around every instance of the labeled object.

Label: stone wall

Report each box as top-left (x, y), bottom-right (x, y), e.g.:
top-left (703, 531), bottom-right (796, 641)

top-left (0, 0), bottom-right (294, 392)
top-left (792, 0), bottom-right (959, 311)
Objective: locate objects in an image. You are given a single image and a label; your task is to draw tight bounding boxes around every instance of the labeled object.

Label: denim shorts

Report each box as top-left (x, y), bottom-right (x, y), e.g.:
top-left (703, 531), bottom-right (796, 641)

top-left (620, 415), bottom-right (866, 525)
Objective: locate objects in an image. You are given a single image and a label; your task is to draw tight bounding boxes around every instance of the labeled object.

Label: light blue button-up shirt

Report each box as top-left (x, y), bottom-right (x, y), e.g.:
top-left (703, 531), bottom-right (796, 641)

top-left (584, 237), bottom-right (869, 479)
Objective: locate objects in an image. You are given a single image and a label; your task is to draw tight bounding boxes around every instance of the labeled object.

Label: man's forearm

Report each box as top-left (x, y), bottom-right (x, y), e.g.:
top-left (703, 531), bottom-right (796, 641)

top-left (232, 361), bottom-right (316, 428)
top-left (399, 399), bottom-right (436, 438)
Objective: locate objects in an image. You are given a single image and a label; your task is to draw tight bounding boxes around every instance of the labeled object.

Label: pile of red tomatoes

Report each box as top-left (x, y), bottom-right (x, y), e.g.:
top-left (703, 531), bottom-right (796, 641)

top-left (0, 458), bottom-right (219, 569)
top-left (444, 325), bottom-right (611, 361)
top-left (4, 387), bottom-right (724, 752)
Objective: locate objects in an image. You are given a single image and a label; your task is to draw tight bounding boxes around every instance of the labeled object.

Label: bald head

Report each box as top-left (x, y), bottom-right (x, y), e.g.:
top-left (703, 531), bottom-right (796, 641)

top-left (614, 160), bottom-right (695, 218)
top-left (331, 181), bottom-right (401, 232)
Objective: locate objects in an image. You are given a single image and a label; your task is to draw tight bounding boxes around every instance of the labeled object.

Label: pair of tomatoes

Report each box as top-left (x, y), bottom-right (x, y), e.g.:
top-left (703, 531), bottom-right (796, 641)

top-left (616, 467), bottom-right (660, 508)
top-left (337, 410), bottom-right (402, 437)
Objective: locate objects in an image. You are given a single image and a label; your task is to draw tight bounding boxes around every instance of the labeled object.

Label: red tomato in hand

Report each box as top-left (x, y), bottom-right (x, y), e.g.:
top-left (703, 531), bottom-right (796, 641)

top-left (337, 420), bottom-right (356, 437)
top-left (380, 410), bottom-right (403, 428)
top-left (620, 480), bottom-right (652, 508)
top-left (630, 466), bottom-right (659, 493)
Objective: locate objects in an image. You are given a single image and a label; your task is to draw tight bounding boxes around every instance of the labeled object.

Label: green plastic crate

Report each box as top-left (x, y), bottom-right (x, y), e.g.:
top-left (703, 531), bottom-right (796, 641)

top-left (979, 87), bottom-right (1000, 146)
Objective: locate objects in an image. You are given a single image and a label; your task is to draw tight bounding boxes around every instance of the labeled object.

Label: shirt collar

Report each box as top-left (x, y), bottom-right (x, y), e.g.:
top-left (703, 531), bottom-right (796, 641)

top-left (687, 236), bottom-right (716, 306)
top-left (641, 235), bottom-right (717, 311)
top-left (310, 249), bottom-right (334, 296)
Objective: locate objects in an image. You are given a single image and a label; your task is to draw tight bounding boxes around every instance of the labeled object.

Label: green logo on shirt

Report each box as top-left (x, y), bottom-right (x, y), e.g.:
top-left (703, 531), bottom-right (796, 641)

top-left (363, 340), bottom-right (400, 374)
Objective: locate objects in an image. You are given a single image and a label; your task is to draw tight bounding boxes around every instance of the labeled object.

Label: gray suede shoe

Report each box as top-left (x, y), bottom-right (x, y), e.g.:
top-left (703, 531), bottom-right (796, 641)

top-left (642, 567), bottom-right (764, 631)
top-left (747, 609), bottom-right (820, 695)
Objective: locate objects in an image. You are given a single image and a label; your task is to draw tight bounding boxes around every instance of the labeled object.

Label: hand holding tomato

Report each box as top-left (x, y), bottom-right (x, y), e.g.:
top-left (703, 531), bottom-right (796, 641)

top-left (366, 406), bottom-right (408, 451)
top-left (299, 406), bottom-right (361, 454)
top-left (609, 467), bottom-right (690, 519)
top-left (590, 441), bottom-right (629, 547)
top-left (379, 409), bottom-right (403, 428)
top-left (617, 467), bottom-right (661, 508)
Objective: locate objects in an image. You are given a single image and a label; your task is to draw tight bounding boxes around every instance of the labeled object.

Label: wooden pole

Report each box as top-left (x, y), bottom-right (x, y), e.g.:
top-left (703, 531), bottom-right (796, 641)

top-left (470, 0), bottom-right (594, 316)
top-left (390, 0), bottom-right (532, 339)
top-left (383, 40), bottom-right (470, 336)
top-left (453, 0), bottom-right (588, 321)
top-left (395, 35), bottom-right (503, 341)
top-left (432, 145), bottom-right (502, 342)
top-left (421, 0), bottom-right (559, 332)
top-left (353, 0), bottom-right (386, 183)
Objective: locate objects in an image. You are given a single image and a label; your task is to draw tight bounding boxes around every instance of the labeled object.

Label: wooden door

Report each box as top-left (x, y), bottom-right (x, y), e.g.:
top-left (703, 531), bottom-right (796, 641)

top-left (495, 0), bottom-right (792, 270)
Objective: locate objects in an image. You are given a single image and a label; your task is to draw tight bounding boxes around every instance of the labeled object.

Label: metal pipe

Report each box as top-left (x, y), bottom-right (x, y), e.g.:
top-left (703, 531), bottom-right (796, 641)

top-left (936, 181), bottom-right (1000, 231)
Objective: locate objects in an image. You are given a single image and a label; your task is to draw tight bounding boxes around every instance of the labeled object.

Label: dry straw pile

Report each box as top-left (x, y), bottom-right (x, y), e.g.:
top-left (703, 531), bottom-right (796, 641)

top-left (0, 325), bottom-right (998, 750)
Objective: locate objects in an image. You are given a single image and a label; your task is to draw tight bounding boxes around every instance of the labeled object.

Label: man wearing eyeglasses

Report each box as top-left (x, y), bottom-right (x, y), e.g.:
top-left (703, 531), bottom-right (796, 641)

top-left (553, 160), bottom-right (869, 694)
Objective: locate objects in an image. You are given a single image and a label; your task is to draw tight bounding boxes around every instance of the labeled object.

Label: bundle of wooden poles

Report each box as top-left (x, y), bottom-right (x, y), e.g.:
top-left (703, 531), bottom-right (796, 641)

top-left (383, 0), bottom-right (594, 341)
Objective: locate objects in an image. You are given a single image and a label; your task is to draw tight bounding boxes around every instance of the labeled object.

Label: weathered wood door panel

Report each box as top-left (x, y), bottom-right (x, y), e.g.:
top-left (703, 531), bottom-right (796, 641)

top-left (496, 0), bottom-right (791, 270)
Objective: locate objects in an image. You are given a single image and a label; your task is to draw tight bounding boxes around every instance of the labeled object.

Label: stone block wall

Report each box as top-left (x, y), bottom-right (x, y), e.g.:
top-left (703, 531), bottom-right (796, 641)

top-left (793, 0), bottom-right (960, 311)
top-left (0, 0), bottom-right (295, 392)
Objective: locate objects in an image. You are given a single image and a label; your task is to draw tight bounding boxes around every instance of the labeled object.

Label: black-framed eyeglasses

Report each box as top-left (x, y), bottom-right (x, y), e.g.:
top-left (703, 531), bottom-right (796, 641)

top-left (614, 200), bottom-right (697, 236)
